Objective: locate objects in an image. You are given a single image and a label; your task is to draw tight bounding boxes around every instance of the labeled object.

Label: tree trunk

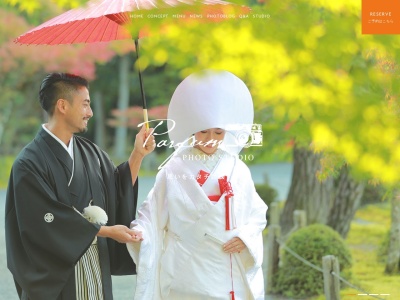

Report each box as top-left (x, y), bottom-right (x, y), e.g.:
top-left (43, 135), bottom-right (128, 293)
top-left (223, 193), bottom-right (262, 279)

top-left (114, 54), bottom-right (130, 159)
top-left (280, 146), bottom-right (364, 238)
top-left (385, 189), bottom-right (400, 274)
top-left (327, 165), bottom-right (365, 238)
top-left (93, 90), bottom-right (106, 149)
top-left (280, 146), bottom-right (334, 235)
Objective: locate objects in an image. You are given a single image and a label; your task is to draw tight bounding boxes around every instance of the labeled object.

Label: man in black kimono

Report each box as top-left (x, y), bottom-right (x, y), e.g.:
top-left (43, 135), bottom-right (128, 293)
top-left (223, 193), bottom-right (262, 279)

top-left (5, 73), bottom-right (155, 300)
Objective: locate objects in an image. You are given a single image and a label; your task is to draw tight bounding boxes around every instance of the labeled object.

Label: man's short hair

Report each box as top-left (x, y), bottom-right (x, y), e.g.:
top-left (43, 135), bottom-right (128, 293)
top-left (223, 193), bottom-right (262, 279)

top-left (39, 73), bottom-right (89, 115)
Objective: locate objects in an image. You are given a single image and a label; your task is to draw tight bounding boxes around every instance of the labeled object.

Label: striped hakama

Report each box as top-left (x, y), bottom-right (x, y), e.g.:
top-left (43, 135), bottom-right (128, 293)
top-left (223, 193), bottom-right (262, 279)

top-left (75, 238), bottom-right (104, 300)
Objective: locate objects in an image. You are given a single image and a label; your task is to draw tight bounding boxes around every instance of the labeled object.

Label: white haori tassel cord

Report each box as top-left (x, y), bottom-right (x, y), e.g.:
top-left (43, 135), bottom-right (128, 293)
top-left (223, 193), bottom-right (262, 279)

top-left (73, 200), bottom-right (108, 225)
top-left (73, 200), bottom-right (108, 244)
top-left (82, 200), bottom-right (108, 225)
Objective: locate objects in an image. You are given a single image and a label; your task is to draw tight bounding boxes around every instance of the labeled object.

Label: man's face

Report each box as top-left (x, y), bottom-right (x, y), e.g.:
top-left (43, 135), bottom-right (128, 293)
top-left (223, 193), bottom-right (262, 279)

top-left (65, 86), bottom-right (93, 133)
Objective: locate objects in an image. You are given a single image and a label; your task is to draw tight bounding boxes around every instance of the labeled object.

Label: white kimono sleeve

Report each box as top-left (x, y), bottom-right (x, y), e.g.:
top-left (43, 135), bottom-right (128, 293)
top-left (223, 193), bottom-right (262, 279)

top-left (237, 183), bottom-right (268, 269)
top-left (126, 169), bottom-right (169, 300)
top-left (234, 162), bottom-right (268, 299)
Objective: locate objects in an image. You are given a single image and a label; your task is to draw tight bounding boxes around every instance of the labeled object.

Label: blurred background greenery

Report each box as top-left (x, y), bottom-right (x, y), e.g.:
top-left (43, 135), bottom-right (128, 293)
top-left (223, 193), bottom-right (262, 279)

top-left (2, 0), bottom-right (400, 185)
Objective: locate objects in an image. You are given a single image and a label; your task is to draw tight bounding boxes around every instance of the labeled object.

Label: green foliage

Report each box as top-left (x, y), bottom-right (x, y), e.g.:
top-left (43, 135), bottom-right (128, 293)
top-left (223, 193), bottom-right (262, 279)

top-left (273, 224), bottom-right (352, 298)
top-left (311, 151), bottom-right (346, 181)
top-left (0, 156), bottom-right (14, 189)
top-left (2, 0), bottom-right (65, 26)
top-left (134, 0), bottom-right (400, 184)
top-left (313, 202), bottom-right (397, 299)
top-left (4, 0), bottom-right (400, 185)
top-left (255, 178), bottom-right (278, 208)
top-left (4, 0), bottom-right (84, 14)
top-left (243, 113), bottom-right (292, 164)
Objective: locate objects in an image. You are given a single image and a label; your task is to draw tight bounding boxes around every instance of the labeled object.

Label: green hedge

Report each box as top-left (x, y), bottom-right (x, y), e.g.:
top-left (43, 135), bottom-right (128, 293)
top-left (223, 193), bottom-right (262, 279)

top-left (273, 224), bottom-right (352, 298)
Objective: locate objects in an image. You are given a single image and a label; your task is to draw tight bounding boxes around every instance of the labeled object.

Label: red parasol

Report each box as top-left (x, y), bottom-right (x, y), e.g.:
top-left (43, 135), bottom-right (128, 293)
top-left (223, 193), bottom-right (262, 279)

top-left (15, 0), bottom-right (250, 125)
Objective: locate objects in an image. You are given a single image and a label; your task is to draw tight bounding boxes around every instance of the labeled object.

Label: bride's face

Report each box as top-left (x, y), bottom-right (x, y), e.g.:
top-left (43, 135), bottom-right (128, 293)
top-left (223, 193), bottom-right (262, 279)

top-left (193, 128), bottom-right (225, 155)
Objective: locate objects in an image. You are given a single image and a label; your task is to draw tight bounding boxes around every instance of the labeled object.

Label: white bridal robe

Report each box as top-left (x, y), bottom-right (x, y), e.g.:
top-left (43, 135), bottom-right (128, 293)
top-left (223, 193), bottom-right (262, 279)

top-left (127, 148), bottom-right (267, 300)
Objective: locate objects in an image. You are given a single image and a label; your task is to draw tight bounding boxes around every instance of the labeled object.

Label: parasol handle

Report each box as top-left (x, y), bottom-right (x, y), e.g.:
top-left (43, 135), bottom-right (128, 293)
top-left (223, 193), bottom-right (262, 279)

top-left (143, 108), bottom-right (149, 127)
top-left (135, 38), bottom-right (149, 129)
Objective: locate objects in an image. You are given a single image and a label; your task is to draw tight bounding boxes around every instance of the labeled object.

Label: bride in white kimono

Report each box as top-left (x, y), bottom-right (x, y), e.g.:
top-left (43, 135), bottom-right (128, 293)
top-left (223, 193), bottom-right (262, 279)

top-left (127, 70), bottom-right (267, 300)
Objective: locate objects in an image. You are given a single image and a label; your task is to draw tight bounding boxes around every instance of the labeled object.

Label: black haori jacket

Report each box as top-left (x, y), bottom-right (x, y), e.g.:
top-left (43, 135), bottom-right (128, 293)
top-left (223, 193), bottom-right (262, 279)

top-left (5, 128), bottom-right (138, 300)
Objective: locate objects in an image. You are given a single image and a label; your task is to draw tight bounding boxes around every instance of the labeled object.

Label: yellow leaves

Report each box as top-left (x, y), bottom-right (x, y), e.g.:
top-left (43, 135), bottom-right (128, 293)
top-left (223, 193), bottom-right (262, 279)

top-left (394, 145), bottom-right (400, 162)
top-left (337, 135), bottom-right (360, 164)
top-left (381, 128), bottom-right (398, 146)
top-left (211, 23), bottom-right (250, 52)
top-left (277, 74), bottom-right (301, 102)
top-left (311, 64), bottom-right (352, 95)
top-left (364, 126), bottom-right (384, 145)
top-left (136, 56), bottom-right (149, 71)
top-left (295, 50), bottom-right (313, 65)
top-left (344, 41), bottom-right (359, 55)
top-left (163, 24), bottom-right (180, 39)
top-left (363, 106), bottom-right (379, 122)
top-left (6, 0), bottom-right (19, 6)
top-left (303, 25), bottom-right (325, 49)
top-left (7, 0), bottom-right (400, 185)
top-left (135, 0), bottom-right (400, 186)
top-left (153, 48), bottom-right (168, 64)
top-left (359, 154), bottom-right (397, 184)
top-left (297, 105), bottom-right (314, 120)
top-left (310, 115), bottom-right (400, 184)
top-left (55, 0), bottom-right (84, 9)
top-left (5, 0), bottom-right (85, 13)
top-left (311, 122), bottom-right (338, 151)
top-left (6, 0), bottom-right (40, 14)
top-left (310, 24), bottom-right (325, 38)
top-left (304, 0), bottom-right (360, 14)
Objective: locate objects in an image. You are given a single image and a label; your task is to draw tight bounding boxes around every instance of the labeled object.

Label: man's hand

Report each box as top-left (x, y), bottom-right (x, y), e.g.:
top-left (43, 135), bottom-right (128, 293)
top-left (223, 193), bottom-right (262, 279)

top-left (97, 225), bottom-right (143, 243)
top-left (133, 125), bottom-right (156, 158)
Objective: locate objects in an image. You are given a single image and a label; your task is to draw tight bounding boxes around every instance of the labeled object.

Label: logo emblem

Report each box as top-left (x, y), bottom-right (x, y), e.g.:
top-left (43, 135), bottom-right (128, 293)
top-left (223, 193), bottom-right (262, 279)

top-left (44, 213), bottom-right (54, 223)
